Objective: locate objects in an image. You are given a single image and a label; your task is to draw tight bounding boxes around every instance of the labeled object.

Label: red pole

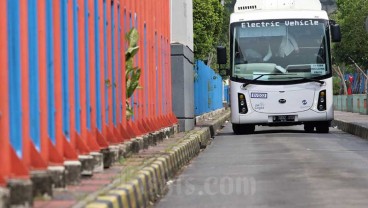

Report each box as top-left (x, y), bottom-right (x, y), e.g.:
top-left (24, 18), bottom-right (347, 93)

top-left (0, 0), bottom-right (11, 184)
top-left (120, 1), bottom-right (127, 133)
top-left (68, 0), bottom-right (77, 153)
top-left (99, 0), bottom-right (106, 135)
top-left (87, 0), bottom-right (102, 151)
top-left (141, 0), bottom-right (153, 132)
top-left (113, 1), bottom-right (124, 141)
top-left (77, 0), bottom-right (88, 146)
top-left (97, 0), bottom-right (110, 147)
top-left (166, 0), bottom-right (177, 123)
top-left (140, 1), bottom-right (150, 133)
top-left (19, 0), bottom-right (31, 168)
top-left (20, 0), bottom-right (47, 169)
top-left (107, 0), bottom-right (113, 136)
top-left (38, 0), bottom-right (65, 164)
top-left (157, 0), bottom-right (163, 125)
top-left (53, 0), bottom-right (66, 159)
top-left (149, 0), bottom-right (156, 129)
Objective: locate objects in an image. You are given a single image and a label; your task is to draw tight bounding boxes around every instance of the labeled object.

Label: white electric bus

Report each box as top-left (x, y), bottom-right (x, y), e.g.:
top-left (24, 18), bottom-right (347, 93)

top-left (217, 0), bottom-right (341, 134)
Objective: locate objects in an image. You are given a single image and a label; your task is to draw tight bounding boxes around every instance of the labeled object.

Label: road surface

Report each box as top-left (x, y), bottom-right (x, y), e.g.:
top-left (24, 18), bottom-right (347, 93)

top-left (156, 123), bottom-right (368, 208)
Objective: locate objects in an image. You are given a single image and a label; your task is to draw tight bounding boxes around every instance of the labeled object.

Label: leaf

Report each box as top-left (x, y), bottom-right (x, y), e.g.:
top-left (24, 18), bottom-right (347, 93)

top-left (124, 27), bottom-right (142, 119)
top-left (126, 104), bottom-right (134, 120)
top-left (125, 28), bottom-right (139, 47)
top-left (125, 47), bottom-right (140, 61)
top-left (105, 79), bottom-right (111, 87)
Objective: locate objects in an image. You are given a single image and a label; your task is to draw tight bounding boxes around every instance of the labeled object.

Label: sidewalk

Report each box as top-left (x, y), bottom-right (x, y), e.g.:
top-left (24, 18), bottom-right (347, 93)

top-left (32, 109), bottom-right (230, 208)
top-left (332, 111), bottom-right (368, 140)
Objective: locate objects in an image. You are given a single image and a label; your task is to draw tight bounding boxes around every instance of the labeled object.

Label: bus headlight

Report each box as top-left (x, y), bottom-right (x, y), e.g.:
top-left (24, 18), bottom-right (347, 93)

top-left (317, 90), bottom-right (326, 111)
top-left (238, 93), bottom-right (248, 114)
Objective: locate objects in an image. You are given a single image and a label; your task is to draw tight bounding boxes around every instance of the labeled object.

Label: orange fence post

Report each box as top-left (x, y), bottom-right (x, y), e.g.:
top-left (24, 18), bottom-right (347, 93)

top-left (39, 0), bottom-right (65, 165)
top-left (106, 0), bottom-right (113, 141)
top-left (86, 0), bottom-right (104, 151)
top-left (54, 0), bottom-right (79, 160)
top-left (20, 0), bottom-right (32, 169)
top-left (77, 0), bottom-right (88, 148)
top-left (20, 0), bottom-right (48, 170)
top-left (0, 0), bottom-right (11, 184)
top-left (1, 0), bottom-right (29, 181)
top-left (97, 0), bottom-right (110, 147)
top-left (113, 1), bottom-right (124, 141)
top-left (119, 1), bottom-right (131, 141)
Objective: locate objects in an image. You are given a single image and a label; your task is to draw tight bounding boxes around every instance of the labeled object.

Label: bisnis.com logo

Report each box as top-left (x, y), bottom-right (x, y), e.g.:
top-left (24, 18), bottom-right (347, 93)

top-left (166, 176), bottom-right (256, 196)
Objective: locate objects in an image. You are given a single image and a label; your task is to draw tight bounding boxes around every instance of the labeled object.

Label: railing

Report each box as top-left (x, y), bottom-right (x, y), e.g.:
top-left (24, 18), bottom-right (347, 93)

top-left (0, 0), bottom-right (176, 186)
top-left (334, 95), bottom-right (368, 115)
top-left (194, 60), bottom-right (225, 116)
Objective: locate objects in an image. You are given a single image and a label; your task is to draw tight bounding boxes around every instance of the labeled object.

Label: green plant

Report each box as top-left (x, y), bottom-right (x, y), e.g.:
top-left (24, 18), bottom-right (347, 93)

top-left (125, 28), bottom-right (142, 119)
top-left (333, 76), bottom-right (342, 95)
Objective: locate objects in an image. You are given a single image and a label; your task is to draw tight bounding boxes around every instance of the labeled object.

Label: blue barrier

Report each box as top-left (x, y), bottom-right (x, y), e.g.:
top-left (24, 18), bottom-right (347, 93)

top-left (224, 85), bottom-right (230, 104)
top-left (194, 60), bottom-right (225, 116)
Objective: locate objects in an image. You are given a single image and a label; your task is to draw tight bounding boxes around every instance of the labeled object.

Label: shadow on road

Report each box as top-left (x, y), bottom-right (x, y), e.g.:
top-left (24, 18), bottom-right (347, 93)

top-left (218, 129), bottom-right (307, 136)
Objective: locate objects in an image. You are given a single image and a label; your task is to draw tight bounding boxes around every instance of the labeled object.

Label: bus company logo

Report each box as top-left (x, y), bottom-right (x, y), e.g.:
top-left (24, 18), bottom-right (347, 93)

top-left (251, 93), bottom-right (268, 99)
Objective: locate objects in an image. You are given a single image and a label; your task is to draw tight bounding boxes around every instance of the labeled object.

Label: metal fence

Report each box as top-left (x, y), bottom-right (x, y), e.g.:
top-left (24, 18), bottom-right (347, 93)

top-left (0, 0), bottom-right (176, 186)
top-left (194, 60), bottom-right (225, 116)
top-left (334, 95), bottom-right (368, 115)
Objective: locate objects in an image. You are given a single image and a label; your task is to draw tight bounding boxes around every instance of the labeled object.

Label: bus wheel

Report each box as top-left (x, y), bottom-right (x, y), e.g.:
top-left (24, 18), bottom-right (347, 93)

top-left (316, 122), bottom-right (330, 133)
top-left (304, 124), bottom-right (314, 133)
top-left (232, 124), bottom-right (255, 135)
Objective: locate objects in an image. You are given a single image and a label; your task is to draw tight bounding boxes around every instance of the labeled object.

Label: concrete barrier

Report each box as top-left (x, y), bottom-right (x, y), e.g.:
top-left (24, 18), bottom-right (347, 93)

top-left (332, 120), bottom-right (368, 140)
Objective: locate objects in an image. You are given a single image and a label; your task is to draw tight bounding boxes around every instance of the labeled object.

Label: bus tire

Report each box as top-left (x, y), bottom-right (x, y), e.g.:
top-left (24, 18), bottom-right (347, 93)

top-left (304, 124), bottom-right (314, 133)
top-left (232, 123), bottom-right (255, 135)
top-left (316, 122), bottom-right (329, 133)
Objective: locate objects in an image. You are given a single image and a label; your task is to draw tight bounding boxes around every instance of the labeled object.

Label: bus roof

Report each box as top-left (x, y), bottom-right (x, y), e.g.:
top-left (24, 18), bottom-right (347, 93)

top-left (230, 10), bottom-right (329, 23)
top-left (234, 0), bottom-right (322, 13)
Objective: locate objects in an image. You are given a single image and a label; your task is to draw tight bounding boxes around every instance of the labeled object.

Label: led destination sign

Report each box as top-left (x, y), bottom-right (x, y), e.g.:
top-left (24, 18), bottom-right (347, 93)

top-left (241, 20), bottom-right (320, 28)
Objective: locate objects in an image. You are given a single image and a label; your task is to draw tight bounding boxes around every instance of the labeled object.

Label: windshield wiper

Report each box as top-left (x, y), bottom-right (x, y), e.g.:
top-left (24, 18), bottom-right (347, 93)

top-left (241, 73), bottom-right (287, 87)
top-left (293, 77), bottom-right (325, 85)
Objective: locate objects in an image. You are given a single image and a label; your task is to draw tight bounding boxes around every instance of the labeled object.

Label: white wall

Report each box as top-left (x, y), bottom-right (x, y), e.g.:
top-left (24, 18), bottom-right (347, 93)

top-left (171, 0), bottom-right (194, 51)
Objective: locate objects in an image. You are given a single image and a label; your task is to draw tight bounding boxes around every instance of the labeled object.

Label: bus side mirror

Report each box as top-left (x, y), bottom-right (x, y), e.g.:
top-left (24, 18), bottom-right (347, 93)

top-left (217, 46), bottom-right (228, 76)
top-left (217, 46), bottom-right (227, 64)
top-left (330, 23), bottom-right (341, 43)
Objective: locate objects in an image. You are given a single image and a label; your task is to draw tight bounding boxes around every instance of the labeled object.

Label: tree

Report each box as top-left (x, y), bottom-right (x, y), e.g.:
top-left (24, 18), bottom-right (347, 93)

top-left (193, 0), bottom-right (232, 69)
top-left (331, 0), bottom-right (368, 94)
top-left (333, 0), bottom-right (368, 68)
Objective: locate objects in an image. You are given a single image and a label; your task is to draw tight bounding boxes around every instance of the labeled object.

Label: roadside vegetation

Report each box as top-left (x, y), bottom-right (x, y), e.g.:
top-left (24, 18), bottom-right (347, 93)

top-left (193, 0), bottom-right (234, 71)
top-left (331, 0), bottom-right (368, 94)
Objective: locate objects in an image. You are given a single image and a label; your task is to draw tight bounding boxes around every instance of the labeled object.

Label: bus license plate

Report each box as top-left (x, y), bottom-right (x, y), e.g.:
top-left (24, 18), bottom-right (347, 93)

top-left (273, 115), bottom-right (295, 122)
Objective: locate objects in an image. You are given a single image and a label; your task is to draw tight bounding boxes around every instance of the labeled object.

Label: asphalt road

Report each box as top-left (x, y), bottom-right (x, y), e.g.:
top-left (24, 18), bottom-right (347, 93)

top-left (156, 123), bottom-right (368, 208)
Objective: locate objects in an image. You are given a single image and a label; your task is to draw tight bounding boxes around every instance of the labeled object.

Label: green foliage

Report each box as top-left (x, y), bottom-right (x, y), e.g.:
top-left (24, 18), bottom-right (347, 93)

top-left (193, 0), bottom-right (231, 70)
top-left (125, 28), bottom-right (141, 119)
top-left (333, 76), bottom-right (342, 95)
top-left (333, 0), bottom-right (368, 68)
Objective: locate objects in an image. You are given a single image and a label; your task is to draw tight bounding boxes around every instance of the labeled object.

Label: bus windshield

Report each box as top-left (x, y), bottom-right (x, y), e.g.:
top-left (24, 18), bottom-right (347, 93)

top-left (231, 19), bottom-right (330, 82)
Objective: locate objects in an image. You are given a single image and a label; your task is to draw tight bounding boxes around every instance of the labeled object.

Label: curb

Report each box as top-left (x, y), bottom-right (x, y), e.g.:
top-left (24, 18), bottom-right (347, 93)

top-left (85, 111), bottom-right (230, 208)
top-left (0, 188), bottom-right (9, 208)
top-left (196, 110), bottom-right (231, 138)
top-left (332, 119), bottom-right (368, 140)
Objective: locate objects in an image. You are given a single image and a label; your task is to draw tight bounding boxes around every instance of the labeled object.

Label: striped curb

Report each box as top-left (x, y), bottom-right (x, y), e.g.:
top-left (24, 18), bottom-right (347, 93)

top-left (85, 114), bottom-right (228, 208)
